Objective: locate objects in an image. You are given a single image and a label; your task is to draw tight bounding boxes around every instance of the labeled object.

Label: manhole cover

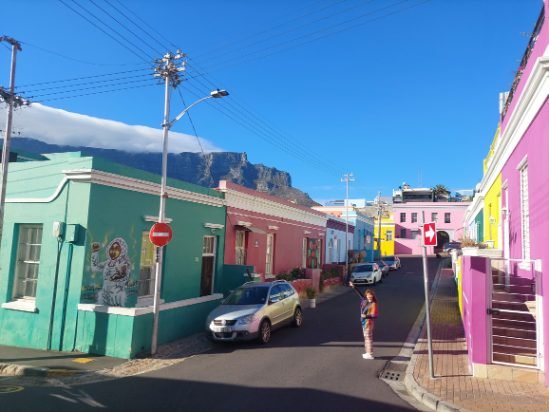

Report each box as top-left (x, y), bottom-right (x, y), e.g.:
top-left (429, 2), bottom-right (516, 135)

top-left (381, 370), bottom-right (404, 381)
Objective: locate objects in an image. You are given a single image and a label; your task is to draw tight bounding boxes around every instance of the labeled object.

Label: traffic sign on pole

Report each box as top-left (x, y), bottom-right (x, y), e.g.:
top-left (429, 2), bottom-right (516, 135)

top-left (149, 222), bottom-right (173, 247)
top-left (423, 222), bottom-right (437, 246)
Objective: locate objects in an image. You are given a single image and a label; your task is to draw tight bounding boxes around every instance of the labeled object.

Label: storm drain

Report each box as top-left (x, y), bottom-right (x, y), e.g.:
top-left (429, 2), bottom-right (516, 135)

top-left (380, 370), bottom-right (404, 382)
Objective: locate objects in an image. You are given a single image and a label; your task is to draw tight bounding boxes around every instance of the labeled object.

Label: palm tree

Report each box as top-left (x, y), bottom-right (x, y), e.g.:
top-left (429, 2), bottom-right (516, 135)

top-left (432, 184), bottom-right (449, 202)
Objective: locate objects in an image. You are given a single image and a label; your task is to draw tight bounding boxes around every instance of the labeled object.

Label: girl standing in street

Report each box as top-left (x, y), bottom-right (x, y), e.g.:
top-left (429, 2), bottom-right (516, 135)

top-left (350, 282), bottom-right (379, 359)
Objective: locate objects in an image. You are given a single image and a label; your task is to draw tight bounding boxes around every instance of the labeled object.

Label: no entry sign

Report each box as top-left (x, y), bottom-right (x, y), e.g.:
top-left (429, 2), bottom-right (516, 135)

top-left (423, 222), bottom-right (437, 246)
top-left (149, 222), bottom-right (173, 247)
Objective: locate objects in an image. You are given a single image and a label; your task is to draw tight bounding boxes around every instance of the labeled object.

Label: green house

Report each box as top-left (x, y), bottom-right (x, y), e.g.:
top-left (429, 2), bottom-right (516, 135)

top-left (0, 152), bottom-right (227, 358)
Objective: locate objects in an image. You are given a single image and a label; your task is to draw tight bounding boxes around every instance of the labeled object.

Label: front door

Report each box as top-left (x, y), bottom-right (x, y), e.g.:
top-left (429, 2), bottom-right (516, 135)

top-left (200, 236), bottom-right (216, 296)
top-left (265, 233), bottom-right (274, 276)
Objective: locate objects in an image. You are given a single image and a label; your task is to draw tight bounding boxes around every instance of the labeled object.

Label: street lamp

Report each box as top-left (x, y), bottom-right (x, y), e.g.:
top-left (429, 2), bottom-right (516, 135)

top-left (151, 87), bottom-right (229, 355)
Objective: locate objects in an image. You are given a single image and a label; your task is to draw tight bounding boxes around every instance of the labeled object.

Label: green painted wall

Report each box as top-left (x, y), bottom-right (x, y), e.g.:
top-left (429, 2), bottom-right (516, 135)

top-left (0, 154), bottom-right (92, 351)
top-left (1, 152), bottom-right (228, 358)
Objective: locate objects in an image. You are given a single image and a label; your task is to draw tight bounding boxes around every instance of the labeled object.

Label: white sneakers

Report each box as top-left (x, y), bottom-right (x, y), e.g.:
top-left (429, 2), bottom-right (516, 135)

top-left (362, 353), bottom-right (374, 360)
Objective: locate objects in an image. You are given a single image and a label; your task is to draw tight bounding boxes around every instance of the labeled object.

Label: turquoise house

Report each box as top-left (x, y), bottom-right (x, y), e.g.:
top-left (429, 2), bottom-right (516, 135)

top-left (0, 152), bottom-right (227, 358)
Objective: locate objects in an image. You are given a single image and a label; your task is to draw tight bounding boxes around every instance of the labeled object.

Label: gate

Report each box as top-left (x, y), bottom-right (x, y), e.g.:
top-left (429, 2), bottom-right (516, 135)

top-left (488, 258), bottom-right (541, 368)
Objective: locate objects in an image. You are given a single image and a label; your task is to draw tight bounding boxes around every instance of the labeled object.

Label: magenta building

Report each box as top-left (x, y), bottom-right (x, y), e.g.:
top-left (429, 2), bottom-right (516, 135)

top-left (460, 1), bottom-right (549, 386)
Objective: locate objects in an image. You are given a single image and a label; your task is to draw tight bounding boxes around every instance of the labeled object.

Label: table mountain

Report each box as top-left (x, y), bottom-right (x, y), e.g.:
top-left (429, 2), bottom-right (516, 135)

top-left (9, 137), bottom-right (319, 207)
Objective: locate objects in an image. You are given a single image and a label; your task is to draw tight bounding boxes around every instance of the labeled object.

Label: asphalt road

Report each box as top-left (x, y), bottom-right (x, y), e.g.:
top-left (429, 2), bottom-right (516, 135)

top-left (1, 257), bottom-right (439, 412)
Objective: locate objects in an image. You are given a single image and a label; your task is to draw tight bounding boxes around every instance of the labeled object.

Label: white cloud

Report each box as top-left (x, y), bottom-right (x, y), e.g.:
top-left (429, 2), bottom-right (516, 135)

top-left (9, 103), bottom-right (223, 153)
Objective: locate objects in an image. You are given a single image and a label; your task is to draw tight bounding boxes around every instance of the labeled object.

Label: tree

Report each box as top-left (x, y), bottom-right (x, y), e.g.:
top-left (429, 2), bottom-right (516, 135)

top-left (432, 184), bottom-right (449, 202)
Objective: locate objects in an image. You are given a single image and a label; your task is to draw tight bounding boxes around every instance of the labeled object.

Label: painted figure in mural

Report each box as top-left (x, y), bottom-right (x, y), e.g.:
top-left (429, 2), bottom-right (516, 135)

top-left (91, 237), bottom-right (132, 306)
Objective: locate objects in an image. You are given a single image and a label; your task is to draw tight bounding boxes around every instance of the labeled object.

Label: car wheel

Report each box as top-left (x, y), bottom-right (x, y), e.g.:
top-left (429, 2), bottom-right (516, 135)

top-left (258, 320), bottom-right (271, 344)
top-left (293, 307), bottom-right (303, 327)
top-left (378, 274), bottom-right (383, 283)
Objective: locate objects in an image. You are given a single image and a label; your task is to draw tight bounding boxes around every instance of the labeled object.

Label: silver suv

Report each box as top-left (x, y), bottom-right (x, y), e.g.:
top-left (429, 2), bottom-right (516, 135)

top-left (206, 280), bottom-right (303, 344)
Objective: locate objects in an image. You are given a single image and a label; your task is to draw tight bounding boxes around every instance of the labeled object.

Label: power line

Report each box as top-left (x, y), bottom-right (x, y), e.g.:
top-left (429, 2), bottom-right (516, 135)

top-left (57, 0), bottom-right (152, 62)
top-left (184, 60), bottom-right (339, 174)
top-left (110, 0), bottom-right (178, 51)
top-left (193, 0), bottom-right (349, 60)
top-left (34, 81), bottom-right (157, 103)
top-left (20, 40), bottom-right (145, 67)
top-left (17, 73), bottom-right (152, 95)
top-left (199, 0), bottom-right (427, 73)
top-left (176, 88), bottom-right (206, 158)
top-left (88, 0), bottom-right (162, 56)
top-left (16, 67), bottom-right (151, 89)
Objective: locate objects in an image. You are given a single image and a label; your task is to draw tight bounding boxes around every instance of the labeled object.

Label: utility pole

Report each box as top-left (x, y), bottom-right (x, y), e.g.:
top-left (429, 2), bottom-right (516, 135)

top-left (376, 192), bottom-right (383, 259)
top-left (151, 50), bottom-right (186, 356)
top-left (0, 36), bottom-right (22, 250)
top-left (341, 173), bottom-right (354, 280)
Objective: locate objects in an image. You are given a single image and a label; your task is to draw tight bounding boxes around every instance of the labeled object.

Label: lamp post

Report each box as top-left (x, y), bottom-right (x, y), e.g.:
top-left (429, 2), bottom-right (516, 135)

top-left (341, 173), bottom-right (354, 280)
top-left (151, 52), bottom-right (228, 355)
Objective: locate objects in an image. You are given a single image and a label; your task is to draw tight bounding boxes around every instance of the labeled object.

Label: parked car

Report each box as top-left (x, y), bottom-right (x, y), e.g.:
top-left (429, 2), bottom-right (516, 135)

top-left (376, 260), bottom-right (390, 277)
top-left (350, 263), bottom-right (382, 285)
top-left (205, 280), bottom-right (302, 344)
top-left (383, 256), bottom-right (401, 270)
top-left (443, 241), bottom-right (462, 253)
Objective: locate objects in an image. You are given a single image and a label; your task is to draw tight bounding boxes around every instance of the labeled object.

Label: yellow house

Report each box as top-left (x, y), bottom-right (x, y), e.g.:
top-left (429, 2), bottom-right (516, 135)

top-left (482, 127), bottom-right (502, 249)
top-left (483, 175), bottom-right (501, 249)
top-left (374, 215), bottom-right (395, 257)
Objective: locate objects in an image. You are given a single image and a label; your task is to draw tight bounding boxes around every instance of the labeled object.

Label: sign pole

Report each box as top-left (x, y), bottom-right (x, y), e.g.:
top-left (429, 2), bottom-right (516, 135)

top-left (422, 211), bottom-right (435, 379)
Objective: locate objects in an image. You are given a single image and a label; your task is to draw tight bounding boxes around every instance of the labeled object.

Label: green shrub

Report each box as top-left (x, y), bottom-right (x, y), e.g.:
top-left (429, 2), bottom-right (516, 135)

top-left (305, 287), bottom-right (317, 299)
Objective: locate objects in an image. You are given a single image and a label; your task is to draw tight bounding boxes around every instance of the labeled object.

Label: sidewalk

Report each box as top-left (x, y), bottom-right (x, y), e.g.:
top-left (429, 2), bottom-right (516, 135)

top-left (0, 283), bottom-right (350, 382)
top-left (405, 267), bottom-right (549, 412)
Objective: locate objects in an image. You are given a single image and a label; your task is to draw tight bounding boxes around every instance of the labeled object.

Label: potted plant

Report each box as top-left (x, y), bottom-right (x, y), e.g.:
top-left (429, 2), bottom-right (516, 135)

top-left (305, 287), bottom-right (317, 309)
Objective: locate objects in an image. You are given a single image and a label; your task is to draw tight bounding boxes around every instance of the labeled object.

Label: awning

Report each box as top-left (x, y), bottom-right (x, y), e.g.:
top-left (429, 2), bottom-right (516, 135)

top-left (235, 221), bottom-right (266, 235)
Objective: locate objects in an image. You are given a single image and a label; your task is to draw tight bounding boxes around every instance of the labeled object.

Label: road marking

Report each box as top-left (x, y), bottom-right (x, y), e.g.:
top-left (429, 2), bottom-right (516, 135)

top-left (0, 385), bottom-right (24, 394)
top-left (72, 358), bottom-right (95, 364)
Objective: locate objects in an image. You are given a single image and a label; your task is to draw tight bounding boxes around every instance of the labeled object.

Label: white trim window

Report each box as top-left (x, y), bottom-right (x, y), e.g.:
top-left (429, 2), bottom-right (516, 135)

top-left (235, 230), bottom-right (246, 265)
top-left (519, 163), bottom-right (530, 260)
top-left (138, 231), bottom-right (155, 298)
top-left (14, 224), bottom-right (43, 300)
top-left (265, 233), bottom-right (274, 276)
top-left (386, 230), bottom-right (393, 241)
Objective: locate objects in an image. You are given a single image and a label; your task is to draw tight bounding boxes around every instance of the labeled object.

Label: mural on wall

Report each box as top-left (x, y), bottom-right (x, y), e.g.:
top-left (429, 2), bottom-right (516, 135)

top-left (90, 237), bottom-right (133, 306)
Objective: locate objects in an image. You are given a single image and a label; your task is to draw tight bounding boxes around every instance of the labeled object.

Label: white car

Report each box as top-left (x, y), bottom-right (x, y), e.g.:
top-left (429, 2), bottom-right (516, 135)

top-left (350, 263), bottom-right (382, 285)
top-left (205, 280), bottom-right (303, 344)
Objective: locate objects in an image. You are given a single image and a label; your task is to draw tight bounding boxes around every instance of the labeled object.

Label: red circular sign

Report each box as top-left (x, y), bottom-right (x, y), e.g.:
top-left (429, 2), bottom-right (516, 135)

top-left (149, 222), bottom-right (173, 247)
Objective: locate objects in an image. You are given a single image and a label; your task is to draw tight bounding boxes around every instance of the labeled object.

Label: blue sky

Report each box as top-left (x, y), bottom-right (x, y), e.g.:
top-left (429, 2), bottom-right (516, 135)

top-left (1, 0), bottom-right (542, 203)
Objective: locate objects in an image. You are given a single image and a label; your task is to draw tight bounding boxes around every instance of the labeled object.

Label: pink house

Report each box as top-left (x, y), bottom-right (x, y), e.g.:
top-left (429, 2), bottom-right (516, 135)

top-left (217, 181), bottom-right (327, 279)
top-left (393, 202), bottom-right (469, 255)
top-left (460, 1), bottom-right (549, 386)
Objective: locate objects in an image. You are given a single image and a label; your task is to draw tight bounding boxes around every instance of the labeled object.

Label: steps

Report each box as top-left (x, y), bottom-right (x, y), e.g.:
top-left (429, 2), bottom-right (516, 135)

top-left (490, 271), bottom-right (537, 368)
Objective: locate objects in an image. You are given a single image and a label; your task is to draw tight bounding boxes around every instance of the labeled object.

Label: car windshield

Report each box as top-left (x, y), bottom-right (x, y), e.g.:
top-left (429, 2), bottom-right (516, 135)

top-left (353, 264), bottom-right (373, 272)
top-left (224, 286), bottom-right (269, 305)
top-left (384, 256), bottom-right (395, 262)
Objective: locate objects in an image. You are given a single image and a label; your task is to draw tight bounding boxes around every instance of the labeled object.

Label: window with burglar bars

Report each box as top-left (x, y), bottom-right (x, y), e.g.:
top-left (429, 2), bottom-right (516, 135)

top-left (411, 213), bottom-right (417, 223)
top-left (139, 231), bottom-right (155, 297)
top-left (400, 212), bottom-right (406, 223)
top-left (14, 224), bottom-right (43, 299)
top-left (235, 230), bottom-right (246, 265)
top-left (445, 213), bottom-right (451, 223)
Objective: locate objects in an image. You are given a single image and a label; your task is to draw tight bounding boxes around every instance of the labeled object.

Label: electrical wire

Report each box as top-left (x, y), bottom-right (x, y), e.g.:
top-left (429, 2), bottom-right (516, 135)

top-left (176, 88), bottom-right (206, 158)
top-left (17, 73), bottom-right (152, 95)
top-left (15, 67), bottom-right (151, 89)
top-left (35, 82), bottom-right (157, 103)
top-left (19, 40), bottom-right (146, 67)
top-left (57, 0), bottom-right (152, 63)
top-left (25, 78), bottom-right (156, 99)
top-left (88, 0), bottom-right (162, 56)
top-left (200, 0), bottom-right (423, 73)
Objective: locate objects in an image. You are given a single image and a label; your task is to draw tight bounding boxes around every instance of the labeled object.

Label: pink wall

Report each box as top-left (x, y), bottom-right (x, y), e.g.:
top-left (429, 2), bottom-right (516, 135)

top-left (224, 209), bottom-right (325, 276)
top-left (461, 257), bottom-right (491, 367)
top-left (392, 203), bottom-right (469, 255)
top-left (501, 98), bottom-right (549, 383)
